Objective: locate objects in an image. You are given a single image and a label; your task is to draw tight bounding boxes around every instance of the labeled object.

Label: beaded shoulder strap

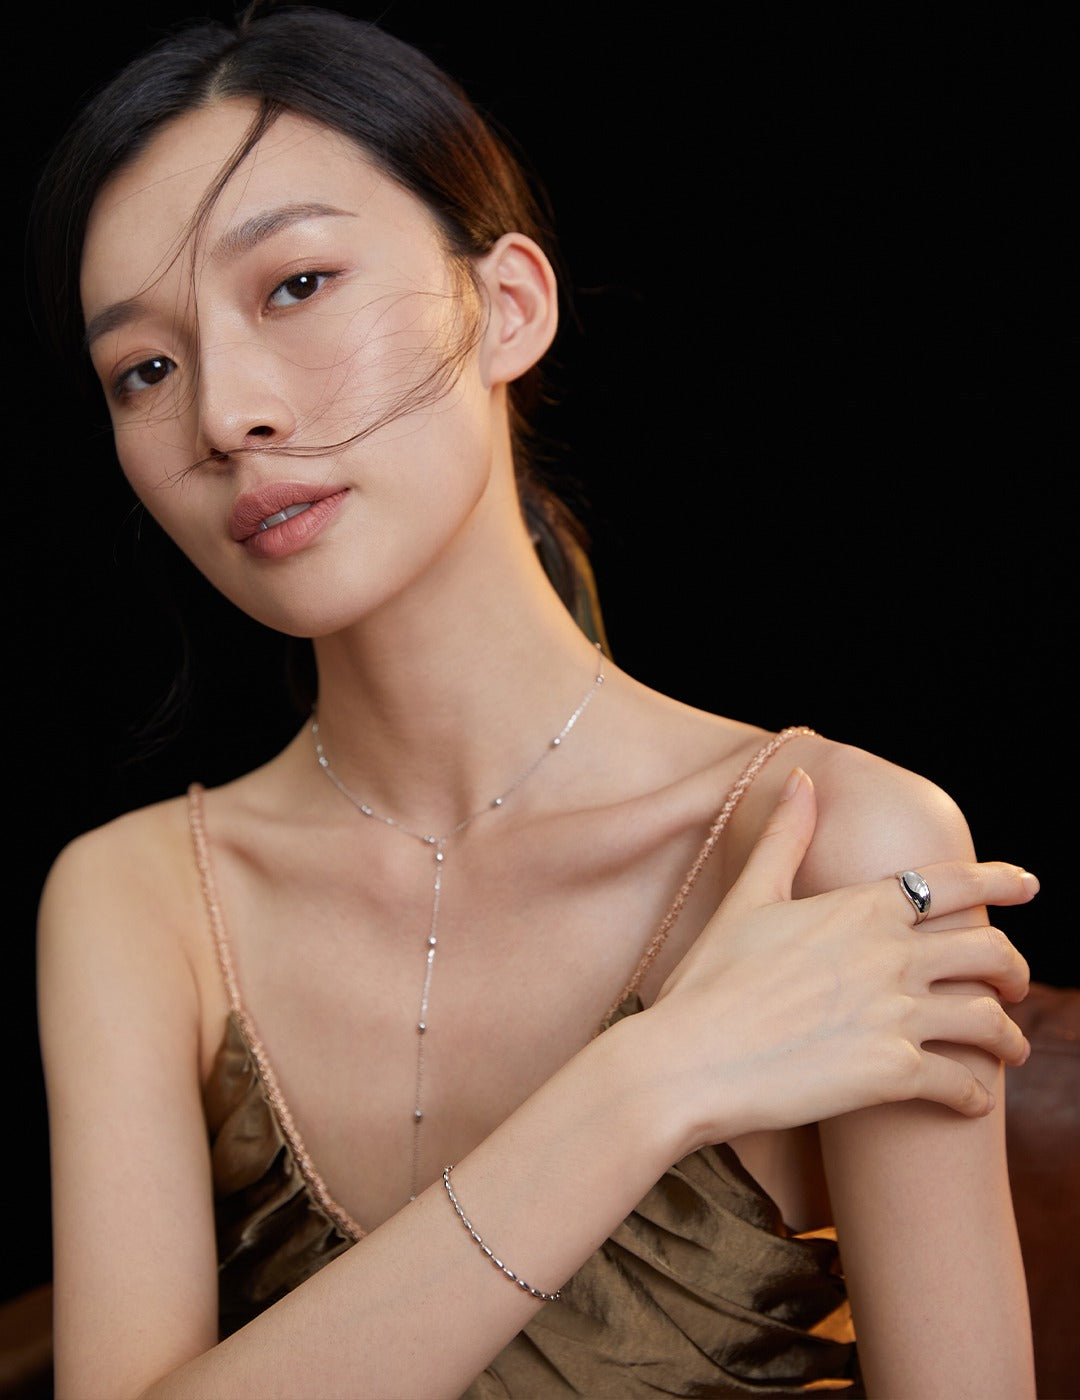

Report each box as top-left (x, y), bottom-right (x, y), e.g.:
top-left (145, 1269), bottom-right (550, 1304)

top-left (593, 726), bottom-right (816, 1033)
top-left (186, 783), bottom-right (365, 1243)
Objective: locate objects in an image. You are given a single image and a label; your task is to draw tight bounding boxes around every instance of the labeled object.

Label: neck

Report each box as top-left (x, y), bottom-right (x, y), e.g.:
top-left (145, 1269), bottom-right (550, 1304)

top-left (307, 522), bottom-right (606, 829)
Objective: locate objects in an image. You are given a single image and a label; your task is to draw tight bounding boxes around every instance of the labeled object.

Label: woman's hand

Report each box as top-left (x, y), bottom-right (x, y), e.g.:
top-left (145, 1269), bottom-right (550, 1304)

top-left (644, 767), bottom-right (1037, 1151)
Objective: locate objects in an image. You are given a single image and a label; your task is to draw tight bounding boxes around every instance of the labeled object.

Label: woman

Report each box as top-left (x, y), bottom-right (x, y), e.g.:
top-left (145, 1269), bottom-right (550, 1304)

top-left (31, 7), bottom-right (1038, 1396)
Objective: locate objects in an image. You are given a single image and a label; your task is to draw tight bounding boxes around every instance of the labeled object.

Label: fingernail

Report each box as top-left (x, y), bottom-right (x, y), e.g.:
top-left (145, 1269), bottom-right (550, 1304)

top-left (780, 767), bottom-right (805, 801)
top-left (1020, 870), bottom-right (1040, 895)
top-left (1021, 1036), bottom-right (1032, 1064)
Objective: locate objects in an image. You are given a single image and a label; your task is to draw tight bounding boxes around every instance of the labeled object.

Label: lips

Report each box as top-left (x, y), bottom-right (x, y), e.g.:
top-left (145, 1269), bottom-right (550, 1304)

top-left (229, 482), bottom-right (347, 542)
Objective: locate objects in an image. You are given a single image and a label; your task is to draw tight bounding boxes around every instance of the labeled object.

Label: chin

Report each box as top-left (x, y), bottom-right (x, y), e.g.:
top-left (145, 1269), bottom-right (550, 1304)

top-left (218, 572), bottom-right (404, 640)
top-left (230, 597), bottom-right (365, 640)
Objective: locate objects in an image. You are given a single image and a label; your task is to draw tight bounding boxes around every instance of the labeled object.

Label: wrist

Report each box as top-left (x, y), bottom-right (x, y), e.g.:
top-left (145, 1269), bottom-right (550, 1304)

top-left (610, 999), bottom-right (756, 1158)
top-left (592, 1009), bottom-right (717, 1167)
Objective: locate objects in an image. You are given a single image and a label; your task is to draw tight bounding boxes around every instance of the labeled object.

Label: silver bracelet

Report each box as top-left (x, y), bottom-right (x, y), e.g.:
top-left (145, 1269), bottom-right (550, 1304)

top-left (441, 1165), bottom-right (562, 1303)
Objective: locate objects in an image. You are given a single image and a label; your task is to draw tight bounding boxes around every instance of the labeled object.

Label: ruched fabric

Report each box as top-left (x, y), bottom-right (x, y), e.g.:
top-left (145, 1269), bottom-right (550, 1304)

top-left (203, 1012), bottom-right (355, 1339)
top-left (204, 998), bottom-right (861, 1395)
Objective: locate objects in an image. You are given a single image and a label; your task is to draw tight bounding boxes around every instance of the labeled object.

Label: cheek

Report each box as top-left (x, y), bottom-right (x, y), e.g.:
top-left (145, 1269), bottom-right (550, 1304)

top-left (294, 286), bottom-right (480, 446)
top-left (110, 397), bottom-right (197, 491)
top-left (111, 426), bottom-right (213, 564)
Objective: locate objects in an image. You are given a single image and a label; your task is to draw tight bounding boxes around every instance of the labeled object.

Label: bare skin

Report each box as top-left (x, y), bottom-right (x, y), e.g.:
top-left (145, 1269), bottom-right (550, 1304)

top-left (39, 97), bottom-right (1038, 1399)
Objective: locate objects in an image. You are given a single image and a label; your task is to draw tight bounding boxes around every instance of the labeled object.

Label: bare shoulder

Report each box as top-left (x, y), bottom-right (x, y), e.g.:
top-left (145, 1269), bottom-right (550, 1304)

top-left (40, 793), bottom-right (198, 930)
top-left (717, 727), bottom-right (975, 895)
top-left (37, 793), bottom-right (208, 1043)
top-left (800, 736), bottom-right (975, 890)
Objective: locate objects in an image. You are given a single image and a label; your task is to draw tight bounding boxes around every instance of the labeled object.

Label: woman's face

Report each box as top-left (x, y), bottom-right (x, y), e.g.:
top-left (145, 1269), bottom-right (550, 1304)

top-left (80, 99), bottom-right (504, 637)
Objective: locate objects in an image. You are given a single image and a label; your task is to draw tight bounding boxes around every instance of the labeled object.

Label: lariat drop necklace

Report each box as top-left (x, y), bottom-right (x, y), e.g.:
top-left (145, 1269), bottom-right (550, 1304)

top-left (311, 644), bottom-right (605, 1205)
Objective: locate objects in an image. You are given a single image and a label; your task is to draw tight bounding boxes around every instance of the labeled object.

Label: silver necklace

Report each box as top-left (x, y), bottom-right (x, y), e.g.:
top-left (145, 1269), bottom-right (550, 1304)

top-left (311, 644), bottom-right (605, 1205)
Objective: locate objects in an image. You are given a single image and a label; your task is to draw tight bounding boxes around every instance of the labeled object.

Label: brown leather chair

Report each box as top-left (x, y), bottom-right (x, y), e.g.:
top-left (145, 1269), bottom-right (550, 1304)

top-left (1006, 981), bottom-right (1080, 1399)
top-left (0, 1281), bottom-right (51, 1400)
top-left (3, 982), bottom-right (1077, 1400)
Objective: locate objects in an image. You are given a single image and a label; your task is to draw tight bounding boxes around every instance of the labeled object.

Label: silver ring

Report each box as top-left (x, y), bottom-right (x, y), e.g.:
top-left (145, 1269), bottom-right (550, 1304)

top-left (896, 870), bottom-right (932, 924)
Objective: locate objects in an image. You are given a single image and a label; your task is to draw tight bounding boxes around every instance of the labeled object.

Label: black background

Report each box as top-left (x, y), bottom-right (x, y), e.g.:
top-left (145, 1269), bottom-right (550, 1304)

top-left (6, 3), bottom-right (1071, 1305)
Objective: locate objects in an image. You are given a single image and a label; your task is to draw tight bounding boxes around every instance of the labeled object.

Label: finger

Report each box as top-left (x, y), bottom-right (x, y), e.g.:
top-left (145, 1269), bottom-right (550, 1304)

top-left (915, 991), bottom-right (1030, 1064)
top-left (727, 768), bottom-right (817, 908)
top-left (879, 860), bottom-right (1039, 927)
top-left (909, 1050), bottom-right (996, 1118)
top-left (921, 925), bottom-right (1031, 1004)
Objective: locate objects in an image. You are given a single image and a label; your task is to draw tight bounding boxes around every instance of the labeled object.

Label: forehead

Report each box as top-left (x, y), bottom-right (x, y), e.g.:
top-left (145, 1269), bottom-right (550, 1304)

top-left (80, 98), bottom-right (441, 317)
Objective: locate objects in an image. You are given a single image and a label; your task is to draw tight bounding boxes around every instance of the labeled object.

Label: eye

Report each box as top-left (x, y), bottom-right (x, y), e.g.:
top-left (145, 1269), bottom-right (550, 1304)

top-left (268, 271), bottom-right (330, 308)
top-left (115, 356), bottom-right (176, 398)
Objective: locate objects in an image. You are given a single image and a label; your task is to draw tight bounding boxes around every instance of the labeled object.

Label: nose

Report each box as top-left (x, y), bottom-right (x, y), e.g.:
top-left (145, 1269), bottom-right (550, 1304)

top-left (195, 336), bottom-right (297, 458)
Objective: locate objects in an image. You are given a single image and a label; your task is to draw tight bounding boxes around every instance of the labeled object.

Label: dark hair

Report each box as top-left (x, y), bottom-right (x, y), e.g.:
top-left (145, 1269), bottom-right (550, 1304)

top-left (29, 3), bottom-right (607, 651)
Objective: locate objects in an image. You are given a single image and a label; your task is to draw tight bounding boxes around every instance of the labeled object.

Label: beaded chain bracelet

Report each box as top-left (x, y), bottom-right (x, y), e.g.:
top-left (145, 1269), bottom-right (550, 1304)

top-left (441, 1165), bottom-right (563, 1303)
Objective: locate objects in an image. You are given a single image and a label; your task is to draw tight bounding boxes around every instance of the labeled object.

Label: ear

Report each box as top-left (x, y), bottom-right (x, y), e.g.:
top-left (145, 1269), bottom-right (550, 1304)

top-left (476, 233), bottom-right (558, 387)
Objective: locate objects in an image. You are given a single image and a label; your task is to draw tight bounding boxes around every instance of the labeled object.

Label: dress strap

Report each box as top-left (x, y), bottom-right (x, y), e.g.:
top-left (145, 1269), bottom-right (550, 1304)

top-left (186, 782), bottom-right (365, 1242)
top-left (594, 726), bottom-right (816, 1033)
top-left (187, 782), bottom-right (244, 1016)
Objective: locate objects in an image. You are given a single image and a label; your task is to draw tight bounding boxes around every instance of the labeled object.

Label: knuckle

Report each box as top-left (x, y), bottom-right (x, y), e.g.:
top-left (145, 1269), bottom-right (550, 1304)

top-left (975, 994), bottom-right (1007, 1034)
top-left (854, 885), bottom-right (883, 932)
top-left (953, 1072), bottom-right (983, 1115)
top-left (981, 925), bottom-right (1012, 971)
top-left (986, 925), bottom-right (1030, 989)
top-left (987, 924), bottom-right (1013, 957)
top-left (883, 1037), bottom-right (922, 1096)
top-left (875, 879), bottom-right (908, 930)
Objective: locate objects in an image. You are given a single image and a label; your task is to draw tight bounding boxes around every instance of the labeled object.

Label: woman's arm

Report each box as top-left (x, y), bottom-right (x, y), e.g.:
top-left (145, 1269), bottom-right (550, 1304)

top-left (39, 808), bottom-right (683, 1400)
top-left (39, 775), bottom-right (1035, 1399)
top-left (800, 745), bottom-right (1036, 1399)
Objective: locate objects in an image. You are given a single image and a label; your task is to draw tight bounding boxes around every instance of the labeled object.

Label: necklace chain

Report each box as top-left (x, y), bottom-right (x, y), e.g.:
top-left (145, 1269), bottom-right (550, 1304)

top-left (310, 644), bottom-right (605, 1205)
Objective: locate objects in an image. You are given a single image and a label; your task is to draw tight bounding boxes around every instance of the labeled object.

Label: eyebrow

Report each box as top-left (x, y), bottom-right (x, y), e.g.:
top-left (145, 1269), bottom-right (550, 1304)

top-left (84, 298), bottom-right (143, 349)
top-left (213, 201), bottom-right (355, 260)
top-left (84, 202), bottom-right (356, 349)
